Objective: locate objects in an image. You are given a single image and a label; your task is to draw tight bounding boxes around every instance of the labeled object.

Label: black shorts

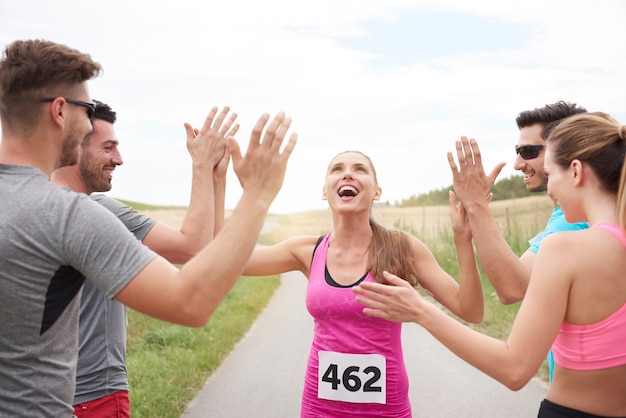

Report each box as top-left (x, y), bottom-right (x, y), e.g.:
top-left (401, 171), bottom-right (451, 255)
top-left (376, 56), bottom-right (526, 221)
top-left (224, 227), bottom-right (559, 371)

top-left (538, 399), bottom-right (626, 418)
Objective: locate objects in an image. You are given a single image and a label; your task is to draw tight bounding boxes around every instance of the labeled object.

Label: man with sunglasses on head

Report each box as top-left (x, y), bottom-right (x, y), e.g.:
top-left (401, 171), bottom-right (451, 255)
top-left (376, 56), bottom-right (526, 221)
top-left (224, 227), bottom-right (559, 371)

top-left (51, 101), bottom-right (237, 417)
top-left (0, 39), bottom-right (297, 417)
top-left (447, 101), bottom-right (589, 382)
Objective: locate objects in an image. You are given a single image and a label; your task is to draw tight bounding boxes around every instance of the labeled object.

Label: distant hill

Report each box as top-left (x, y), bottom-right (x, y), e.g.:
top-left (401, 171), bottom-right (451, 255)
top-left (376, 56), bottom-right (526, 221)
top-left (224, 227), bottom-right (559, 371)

top-left (395, 174), bottom-right (534, 207)
top-left (119, 174), bottom-right (536, 212)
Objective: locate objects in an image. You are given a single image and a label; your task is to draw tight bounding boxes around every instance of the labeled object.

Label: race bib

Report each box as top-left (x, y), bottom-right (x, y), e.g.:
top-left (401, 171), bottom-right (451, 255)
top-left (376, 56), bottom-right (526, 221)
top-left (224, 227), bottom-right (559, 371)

top-left (317, 351), bottom-right (386, 404)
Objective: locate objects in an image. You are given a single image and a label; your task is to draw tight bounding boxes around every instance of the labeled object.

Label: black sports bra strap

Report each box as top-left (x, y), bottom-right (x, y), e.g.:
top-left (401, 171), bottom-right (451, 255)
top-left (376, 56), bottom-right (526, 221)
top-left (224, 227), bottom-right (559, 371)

top-left (312, 234), bottom-right (326, 263)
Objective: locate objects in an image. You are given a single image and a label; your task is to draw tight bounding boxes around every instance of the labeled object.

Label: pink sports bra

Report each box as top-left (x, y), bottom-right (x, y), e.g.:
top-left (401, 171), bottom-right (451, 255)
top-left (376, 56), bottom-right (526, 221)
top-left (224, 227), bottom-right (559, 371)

top-left (551, 223), bottom-right (626, 370)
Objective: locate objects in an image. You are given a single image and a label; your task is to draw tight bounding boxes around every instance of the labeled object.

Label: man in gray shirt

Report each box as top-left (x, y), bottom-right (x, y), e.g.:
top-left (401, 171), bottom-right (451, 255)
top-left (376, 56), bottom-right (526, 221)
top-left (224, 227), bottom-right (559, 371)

top-left (0, 39), bottom-right (297, 417)
top-left (51, 101), bottom-right (237, 416)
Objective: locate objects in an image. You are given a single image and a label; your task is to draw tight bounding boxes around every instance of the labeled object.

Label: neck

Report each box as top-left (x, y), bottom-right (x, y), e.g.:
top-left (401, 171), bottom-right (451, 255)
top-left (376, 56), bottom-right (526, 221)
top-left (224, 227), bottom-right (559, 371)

top-left (0, 125), bottom-right (64, 177)
top-left (0, 140), bottom-right (59, 177)
top-left (331, 210), bottom-right (374, 247)
top-left (50, 166), bottom-right (89, 193)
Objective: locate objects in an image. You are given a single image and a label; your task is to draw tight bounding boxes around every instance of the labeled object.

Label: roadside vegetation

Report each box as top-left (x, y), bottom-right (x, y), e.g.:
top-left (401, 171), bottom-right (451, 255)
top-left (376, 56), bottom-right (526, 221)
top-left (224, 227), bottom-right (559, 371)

top-left (126, 276), bottom-right (279, 418)
top-left (123, 179), bottom-right (552, 417)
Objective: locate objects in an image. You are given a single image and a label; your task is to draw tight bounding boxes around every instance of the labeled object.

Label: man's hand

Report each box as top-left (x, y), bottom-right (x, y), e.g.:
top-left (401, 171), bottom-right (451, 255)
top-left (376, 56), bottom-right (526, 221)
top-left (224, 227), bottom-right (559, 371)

top-left (184, 106), bottom-right (239, 170)
top-left (229, 112), bottom-right (297, 204)
top-left (446, 136), bottom-right (505, 208)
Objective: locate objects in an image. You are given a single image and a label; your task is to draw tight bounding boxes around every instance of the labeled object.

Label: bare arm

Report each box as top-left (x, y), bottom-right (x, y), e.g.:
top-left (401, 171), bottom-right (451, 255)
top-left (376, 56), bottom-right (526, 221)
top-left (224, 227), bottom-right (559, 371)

top-left (242, 235), bottom-right (319, 277)
top-left (353, 235), bottom-right (569, 390)
top-left (448, 136), bottom-right (531, 304)
top-left (115, 112), bottom-right (297, 327)
top-left (212, 147), bottom-right (229, 236)
top-left (404, 192), bottom-right (484, 323)
top-left (142, 106), bottom-right (238, 264)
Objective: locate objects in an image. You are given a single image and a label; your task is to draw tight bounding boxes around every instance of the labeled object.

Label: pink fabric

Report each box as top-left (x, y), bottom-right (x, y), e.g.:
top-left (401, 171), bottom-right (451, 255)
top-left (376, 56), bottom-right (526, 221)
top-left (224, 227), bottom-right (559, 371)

top-left (551, 223), bottom-right (626, 371)
top-left (301, 233), bottom-right (411, 417)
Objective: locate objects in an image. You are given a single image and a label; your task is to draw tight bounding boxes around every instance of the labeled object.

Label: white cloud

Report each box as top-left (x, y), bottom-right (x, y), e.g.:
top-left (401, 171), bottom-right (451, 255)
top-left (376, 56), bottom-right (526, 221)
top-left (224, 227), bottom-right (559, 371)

top-left (2, 0), bottom-right (625, 213)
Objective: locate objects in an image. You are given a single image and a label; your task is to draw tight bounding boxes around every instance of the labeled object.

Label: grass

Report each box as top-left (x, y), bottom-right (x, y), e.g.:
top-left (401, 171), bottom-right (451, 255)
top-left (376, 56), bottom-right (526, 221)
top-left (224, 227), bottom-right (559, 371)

top-left (391, 197), bottom-right (551, 382)
top-left (126, 194), bottom-right (554, 417)
top-left (126, 276), bottom-right (280, 418)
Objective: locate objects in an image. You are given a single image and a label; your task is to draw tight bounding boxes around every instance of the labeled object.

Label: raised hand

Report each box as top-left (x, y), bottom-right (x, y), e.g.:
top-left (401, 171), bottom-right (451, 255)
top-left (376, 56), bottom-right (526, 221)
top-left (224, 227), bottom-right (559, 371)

top-left (184, 106), bottom-right (238, 169)
top-left (448, 190), bottom-right (471, 239)
top-left (446, 136), bottom-right (505, 207)
top-left (448, 190), bottom-right (493, 239)
top-left (228, 112), bottom-right (297, 205)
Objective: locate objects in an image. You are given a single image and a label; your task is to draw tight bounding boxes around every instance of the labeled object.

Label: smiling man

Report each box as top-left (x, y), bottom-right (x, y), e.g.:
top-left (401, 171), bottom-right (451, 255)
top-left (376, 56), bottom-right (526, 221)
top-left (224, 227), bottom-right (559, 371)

top-left (51, 100), bottom-right (238, 417)
top-left (0, 39), bottom-right (297, 416)
top-left (448, 101), bottom-right (589, 305)
top-left (52, 100), bottom-right (123, 194)
top-left (447, 101), bottom-right (590, 384)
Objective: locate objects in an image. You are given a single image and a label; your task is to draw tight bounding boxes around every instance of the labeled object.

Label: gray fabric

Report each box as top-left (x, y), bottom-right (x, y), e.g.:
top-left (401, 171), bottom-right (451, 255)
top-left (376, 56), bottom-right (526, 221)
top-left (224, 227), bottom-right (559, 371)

top-left (0, 164), bottom-right (156, 417)
top-left (74, 195), bottom-right (157, 404)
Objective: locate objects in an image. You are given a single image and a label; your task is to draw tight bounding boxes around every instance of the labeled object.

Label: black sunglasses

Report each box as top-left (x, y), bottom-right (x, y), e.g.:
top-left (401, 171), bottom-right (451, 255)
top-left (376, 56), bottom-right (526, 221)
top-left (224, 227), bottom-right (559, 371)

top-left (40, 97), bottom-right (97, 120)
top-left (515, 144), bottom-right (544, 160)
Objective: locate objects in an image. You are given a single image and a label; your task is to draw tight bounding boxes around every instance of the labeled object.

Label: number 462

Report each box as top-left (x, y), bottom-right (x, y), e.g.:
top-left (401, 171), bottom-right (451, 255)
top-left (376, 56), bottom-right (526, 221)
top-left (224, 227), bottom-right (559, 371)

top-left (321, 363), bottom-right (382, 392)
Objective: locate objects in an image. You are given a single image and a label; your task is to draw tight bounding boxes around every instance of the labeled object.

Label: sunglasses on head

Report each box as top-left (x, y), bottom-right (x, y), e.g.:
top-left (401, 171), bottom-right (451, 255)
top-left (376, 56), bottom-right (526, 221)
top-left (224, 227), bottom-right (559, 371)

top-left (515, 144), bottom-right (544, 160)
top-left (40, 97), bottom-right (97, 120)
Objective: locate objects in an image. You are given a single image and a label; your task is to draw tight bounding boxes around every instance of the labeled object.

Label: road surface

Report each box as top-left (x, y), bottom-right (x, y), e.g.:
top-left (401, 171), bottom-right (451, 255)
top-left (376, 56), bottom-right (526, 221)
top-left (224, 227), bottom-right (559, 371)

top-left (182, 271), bottom-right (547, 417)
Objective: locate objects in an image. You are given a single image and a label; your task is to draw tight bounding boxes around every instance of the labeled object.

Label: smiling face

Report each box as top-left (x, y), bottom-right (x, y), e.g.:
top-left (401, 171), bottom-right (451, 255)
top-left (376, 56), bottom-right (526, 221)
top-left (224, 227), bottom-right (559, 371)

top-left (78, 118), bottom-right (123, 194)
top-left (544, 145), bottom-right (584, 223)
top-left (322, 151), bottom-right (381, 210)
top-left (513, 123), bottom-right (548, 192)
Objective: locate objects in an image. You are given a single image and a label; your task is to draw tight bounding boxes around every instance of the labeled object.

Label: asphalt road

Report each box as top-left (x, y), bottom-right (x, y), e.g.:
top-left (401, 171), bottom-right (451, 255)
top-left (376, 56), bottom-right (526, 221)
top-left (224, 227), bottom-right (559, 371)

top-left (181, 271), bottom-right (547, 417)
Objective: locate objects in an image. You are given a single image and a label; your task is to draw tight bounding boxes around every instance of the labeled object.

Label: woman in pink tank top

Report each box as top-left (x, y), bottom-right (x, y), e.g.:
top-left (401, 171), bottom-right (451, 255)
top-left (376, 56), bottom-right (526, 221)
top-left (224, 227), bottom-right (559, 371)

top-left (243, 151), bottom-right (485, 417)
top-left (354, 112), bottom-right (626, 417)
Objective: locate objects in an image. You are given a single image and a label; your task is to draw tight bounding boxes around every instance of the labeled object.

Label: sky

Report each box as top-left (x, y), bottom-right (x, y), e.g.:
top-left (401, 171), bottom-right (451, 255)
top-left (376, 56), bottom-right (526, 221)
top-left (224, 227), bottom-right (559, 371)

top-left (2, 0), bottom-right (626, 214)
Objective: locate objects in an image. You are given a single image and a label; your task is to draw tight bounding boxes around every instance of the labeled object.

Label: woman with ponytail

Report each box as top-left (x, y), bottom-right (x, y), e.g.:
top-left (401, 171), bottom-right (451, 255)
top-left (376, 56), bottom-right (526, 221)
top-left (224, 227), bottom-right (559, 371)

top-left (243, 150), bottom-right (484, 417)
top-left (354, 113), bottom-right (626, 417)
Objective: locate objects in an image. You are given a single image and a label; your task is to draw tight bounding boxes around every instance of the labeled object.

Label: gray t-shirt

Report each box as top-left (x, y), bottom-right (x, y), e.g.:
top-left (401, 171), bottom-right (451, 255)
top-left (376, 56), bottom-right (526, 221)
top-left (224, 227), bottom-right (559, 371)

top-left (0, 164), bottom-right (156, 417)
top-left (74, 194), bottom-right (157, 405)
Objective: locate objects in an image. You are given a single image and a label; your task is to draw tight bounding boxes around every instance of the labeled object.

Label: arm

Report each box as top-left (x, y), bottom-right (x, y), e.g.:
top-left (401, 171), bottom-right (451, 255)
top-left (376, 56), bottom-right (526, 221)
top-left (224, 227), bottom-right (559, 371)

top-left (409, 192), bottom-right (484, 323)
top-left (353, 234), bottom-right (569, 390)
top-left (213, 146), bottom-right (229, 235)
top-left (241, 235), bottom-right (319, 277)
top-left (115, 112), bottom-right (298, 327)
top-left (448, 136), bottom-right (530, 304)
top-left (142, 106), bottom-right (238, 264)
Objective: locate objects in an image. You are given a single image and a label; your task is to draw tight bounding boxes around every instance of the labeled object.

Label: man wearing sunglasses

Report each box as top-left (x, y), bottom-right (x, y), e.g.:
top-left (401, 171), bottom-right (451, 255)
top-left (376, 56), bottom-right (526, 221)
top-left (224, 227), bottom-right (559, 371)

top-left (51, 101), bottom-right (237, 417)
top-left (0, 39), bottom-right (297, 417)
top-left (447, 101), bottom-right (589, 382)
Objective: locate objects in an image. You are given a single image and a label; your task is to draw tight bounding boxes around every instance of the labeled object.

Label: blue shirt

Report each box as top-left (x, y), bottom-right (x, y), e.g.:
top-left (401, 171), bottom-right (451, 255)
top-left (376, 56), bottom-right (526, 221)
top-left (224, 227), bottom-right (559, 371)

top-left (528, 206), bottom-right (589, 254)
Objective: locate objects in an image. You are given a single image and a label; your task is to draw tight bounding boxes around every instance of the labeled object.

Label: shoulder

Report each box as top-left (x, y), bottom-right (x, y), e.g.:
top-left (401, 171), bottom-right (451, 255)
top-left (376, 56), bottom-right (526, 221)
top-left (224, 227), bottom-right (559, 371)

top-left (545, 207), bottom-right (588, 234)
top-left (91, 193), bottom-right (123, 207)
top-left (537, 228), bottom-right (594, 263)
top-left (91, 194), bottom-right (133, 214)
top-left (278, 235), bottom-right (323, 250)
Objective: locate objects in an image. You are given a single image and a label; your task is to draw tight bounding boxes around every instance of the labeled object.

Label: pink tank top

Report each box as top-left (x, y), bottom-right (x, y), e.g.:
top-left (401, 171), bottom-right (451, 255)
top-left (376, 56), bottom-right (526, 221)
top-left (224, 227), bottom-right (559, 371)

top-left (551, 223), bottom-right (626, 370)
top-left (301, 233), bottom-right (411, 417)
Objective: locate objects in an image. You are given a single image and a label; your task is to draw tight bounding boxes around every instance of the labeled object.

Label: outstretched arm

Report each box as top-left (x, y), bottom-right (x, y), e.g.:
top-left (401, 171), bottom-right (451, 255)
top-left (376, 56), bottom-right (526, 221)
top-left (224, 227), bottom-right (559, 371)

top-left (397, 192), bottom-right (484, 323)
top-left (212, 138), bottom-right (230, 236)
top-left (447, 190), bottom-right (484, 323)
top-left (115, 112), bottom-right (297, 327)
top-left (353, 242), bottom-right (566, 391)
top-left (448, 136), bottom-right (531, 304)
top-left (142, 106), bottom-right (238, 264)
top-left (242, 235), bottom-right (319, 277)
